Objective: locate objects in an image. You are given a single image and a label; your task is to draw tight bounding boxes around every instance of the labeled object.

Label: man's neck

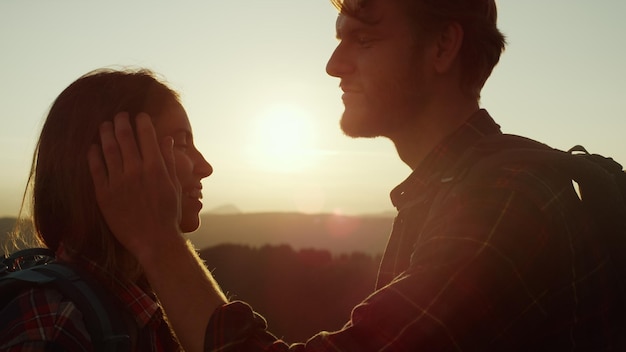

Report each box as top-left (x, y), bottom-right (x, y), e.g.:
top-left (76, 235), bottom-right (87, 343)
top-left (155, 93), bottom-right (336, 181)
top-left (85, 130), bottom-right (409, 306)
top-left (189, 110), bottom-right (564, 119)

top-left (391, 99), bottom-right (480, 170)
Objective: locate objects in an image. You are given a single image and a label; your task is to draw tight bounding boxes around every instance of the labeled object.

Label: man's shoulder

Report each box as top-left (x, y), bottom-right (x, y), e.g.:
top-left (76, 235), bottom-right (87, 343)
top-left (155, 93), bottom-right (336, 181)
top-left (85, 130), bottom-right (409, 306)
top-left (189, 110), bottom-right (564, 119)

top-left (447, 134), bottom-right (567, 191)
top-left (435, 134), bottom-right (593, 219)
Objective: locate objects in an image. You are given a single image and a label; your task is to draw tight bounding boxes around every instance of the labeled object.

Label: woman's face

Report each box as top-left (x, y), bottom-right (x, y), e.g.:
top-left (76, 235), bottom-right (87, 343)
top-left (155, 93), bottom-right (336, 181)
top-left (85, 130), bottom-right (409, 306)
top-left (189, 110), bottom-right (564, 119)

top-left (153, 102), bottom-right (213, 232)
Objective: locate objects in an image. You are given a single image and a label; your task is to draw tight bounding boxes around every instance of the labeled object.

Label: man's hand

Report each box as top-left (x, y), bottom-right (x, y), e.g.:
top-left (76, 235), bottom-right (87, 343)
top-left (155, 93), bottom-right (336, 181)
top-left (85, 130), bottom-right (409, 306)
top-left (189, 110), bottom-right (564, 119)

top-left (89, 112), bottom-right (228, 352)
top-left (87, 112), bottom-right (182, 259)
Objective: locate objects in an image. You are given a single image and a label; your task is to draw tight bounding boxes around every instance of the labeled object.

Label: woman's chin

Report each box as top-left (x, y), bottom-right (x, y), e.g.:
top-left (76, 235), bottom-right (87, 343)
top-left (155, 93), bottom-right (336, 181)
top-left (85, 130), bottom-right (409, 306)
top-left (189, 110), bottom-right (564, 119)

top-left (179, 216), bottom-right (200, 233)
top-left (180, 200), bottom-right (202, 233)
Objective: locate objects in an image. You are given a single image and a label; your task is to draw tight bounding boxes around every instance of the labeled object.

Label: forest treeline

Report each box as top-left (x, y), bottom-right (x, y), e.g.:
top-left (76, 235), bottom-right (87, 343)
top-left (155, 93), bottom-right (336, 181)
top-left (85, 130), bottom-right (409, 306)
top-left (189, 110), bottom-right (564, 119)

top-left (199, 244), bottom-right (381, 343)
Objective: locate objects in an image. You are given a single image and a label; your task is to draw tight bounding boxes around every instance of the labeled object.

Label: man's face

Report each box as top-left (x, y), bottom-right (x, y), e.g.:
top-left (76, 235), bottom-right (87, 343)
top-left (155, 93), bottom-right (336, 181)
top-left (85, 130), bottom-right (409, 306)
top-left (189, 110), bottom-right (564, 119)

top-left (326, 0), bottom-right (434, 139)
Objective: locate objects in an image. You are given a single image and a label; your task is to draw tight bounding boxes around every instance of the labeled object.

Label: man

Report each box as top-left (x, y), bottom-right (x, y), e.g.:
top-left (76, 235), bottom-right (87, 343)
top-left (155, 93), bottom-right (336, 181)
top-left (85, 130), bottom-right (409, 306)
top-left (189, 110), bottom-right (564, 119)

top-left (89, 0), bottom-right (623, 350)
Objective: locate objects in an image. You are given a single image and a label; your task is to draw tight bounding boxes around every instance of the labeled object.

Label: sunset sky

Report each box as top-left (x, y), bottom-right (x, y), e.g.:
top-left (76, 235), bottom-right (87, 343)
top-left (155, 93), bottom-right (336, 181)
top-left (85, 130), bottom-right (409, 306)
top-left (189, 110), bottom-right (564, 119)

top-left (1, 0), bottom-right (624, 217)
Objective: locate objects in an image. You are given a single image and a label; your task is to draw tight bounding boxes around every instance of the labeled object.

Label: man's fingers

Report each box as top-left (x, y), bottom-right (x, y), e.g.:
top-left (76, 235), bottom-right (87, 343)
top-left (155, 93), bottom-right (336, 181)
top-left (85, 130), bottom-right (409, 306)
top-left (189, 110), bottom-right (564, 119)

top-left (161, 136), bottom-right (178, 182)
top-left (114, 112), bottom-right (142, 174)
top-left (161, 136), bottom-right (182, 223)
top-left (135, 112), bottom-right (163, 169)
top-left (99, 119), bottom-right (124, 182)
top-left (87, 144), bottom-right (108, 191)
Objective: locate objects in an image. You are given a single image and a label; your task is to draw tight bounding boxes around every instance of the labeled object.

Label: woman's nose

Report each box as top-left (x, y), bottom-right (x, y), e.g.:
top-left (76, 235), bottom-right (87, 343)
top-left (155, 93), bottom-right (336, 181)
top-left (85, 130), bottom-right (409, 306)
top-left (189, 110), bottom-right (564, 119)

top-left (195, 152), bottom-right (213, 178)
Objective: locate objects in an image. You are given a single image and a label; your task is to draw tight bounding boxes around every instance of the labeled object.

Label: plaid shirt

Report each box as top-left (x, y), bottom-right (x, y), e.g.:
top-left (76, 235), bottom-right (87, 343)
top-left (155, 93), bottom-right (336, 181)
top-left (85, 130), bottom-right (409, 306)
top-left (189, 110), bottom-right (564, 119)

top-left (0, 248), bottom-right (181, 351)
top-left (205, 110), bottom-right (623, 351)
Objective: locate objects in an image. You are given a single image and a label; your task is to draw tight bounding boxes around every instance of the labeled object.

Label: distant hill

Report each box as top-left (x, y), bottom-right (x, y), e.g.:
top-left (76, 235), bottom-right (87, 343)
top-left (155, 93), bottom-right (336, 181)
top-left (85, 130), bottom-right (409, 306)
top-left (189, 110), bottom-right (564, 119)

top-left (1, 212), bottom-right (395, 256)
top-left (0, 218), bottom-right (39, 252)
top-left (0, 217), bottom-right (15, 248)
top-left (206, 203), bottom-right (242, 214)
top-left (187, 212), bottom-right (393, 256)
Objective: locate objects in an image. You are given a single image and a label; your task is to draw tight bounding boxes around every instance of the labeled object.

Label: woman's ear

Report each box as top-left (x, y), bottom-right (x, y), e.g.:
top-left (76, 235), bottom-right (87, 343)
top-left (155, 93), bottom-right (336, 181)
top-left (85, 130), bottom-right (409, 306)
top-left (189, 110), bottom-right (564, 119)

top-left (433, 21), bottom-right (464, 74)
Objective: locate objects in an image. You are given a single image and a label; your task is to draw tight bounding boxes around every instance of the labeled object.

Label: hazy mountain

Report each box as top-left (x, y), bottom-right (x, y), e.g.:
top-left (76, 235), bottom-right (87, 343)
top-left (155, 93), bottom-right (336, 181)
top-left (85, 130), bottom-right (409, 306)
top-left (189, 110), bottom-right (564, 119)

top-left (187, 212), bottom-right (394, 256)
top-left (206, 203), bottom-right (242, 215)
top-left (1, 212), bottom-right (395, 256)
top-left (0, 217), bottom-right (14, 248)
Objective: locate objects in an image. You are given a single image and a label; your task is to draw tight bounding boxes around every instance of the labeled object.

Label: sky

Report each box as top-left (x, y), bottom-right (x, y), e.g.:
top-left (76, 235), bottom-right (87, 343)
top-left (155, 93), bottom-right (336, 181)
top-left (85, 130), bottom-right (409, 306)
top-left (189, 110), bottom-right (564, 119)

top-left (1, 1), bottom-right (624, 217)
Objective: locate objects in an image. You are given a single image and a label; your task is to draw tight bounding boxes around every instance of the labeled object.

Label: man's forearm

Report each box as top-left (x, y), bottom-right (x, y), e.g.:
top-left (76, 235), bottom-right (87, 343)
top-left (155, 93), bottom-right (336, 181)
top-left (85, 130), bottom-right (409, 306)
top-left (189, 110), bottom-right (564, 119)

top-left (137, 233), bottom-right (228, 352)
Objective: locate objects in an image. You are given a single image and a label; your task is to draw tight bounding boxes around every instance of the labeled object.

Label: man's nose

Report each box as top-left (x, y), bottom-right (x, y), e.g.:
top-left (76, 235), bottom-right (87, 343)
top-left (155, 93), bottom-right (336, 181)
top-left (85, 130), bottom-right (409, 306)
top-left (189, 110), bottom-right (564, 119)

top-left (326, 44), bottom-right (352, 78)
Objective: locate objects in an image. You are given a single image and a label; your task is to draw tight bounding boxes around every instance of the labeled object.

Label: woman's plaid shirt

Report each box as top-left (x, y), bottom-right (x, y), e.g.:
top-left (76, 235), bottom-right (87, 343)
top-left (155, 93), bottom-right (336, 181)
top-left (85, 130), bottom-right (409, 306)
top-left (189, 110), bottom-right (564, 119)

top-left (0, 251), bottom-right (181, 351)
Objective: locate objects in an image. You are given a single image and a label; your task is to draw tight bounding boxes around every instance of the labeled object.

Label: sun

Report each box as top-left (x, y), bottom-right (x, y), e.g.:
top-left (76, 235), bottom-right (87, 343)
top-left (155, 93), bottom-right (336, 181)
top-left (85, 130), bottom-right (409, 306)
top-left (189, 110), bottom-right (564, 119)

top-left (247, 104), bottom-right (319, 173)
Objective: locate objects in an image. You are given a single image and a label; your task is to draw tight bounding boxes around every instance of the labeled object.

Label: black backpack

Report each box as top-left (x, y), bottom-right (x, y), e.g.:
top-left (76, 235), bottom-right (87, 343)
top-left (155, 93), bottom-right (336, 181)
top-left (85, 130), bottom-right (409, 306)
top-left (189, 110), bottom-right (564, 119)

top-left (0, 248), bottom-right (133, 352)
top-left (438, 134), bottom-right (626, 332)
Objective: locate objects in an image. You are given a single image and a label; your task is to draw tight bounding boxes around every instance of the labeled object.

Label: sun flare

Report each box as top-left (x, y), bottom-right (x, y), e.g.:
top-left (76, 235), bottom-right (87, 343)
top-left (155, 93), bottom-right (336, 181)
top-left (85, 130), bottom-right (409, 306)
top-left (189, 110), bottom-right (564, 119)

top-left (247, 104), bottom-right (319, 173)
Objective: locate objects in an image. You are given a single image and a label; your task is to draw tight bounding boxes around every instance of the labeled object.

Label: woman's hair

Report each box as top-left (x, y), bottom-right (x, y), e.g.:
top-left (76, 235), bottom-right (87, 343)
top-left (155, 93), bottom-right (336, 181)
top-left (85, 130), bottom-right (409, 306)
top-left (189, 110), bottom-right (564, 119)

top-left (16, 68), bottom-right (181, 277)
top-left (331, 0), bottom-right (506, 98)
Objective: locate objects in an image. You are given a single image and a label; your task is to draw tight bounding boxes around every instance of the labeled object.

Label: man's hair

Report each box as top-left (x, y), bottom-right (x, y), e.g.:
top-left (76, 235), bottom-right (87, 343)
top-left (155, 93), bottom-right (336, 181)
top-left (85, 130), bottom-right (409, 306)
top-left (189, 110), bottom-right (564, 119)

top-left (331, 0), bottom-right (506, 98)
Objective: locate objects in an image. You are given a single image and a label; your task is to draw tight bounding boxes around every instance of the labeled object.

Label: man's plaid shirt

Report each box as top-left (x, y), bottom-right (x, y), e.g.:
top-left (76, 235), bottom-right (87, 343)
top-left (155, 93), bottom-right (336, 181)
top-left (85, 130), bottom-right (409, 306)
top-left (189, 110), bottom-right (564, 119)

top-left (205, 110), bottom-right (623, 351)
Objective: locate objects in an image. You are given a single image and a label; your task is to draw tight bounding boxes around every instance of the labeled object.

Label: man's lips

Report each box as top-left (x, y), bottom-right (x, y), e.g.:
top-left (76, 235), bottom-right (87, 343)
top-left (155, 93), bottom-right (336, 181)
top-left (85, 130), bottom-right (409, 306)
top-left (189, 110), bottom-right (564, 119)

top-left (184, 186), bottom-right (203, 199)
top-left (340, 84), bottom-right (363, 93)
top-left (341, 90), bottom-right (363, 102)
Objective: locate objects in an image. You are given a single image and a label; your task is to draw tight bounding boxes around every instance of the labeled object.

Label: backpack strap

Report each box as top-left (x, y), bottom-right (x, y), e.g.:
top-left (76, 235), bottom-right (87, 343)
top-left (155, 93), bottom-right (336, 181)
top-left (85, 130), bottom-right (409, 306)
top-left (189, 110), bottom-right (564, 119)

top-left (568, 144), bottom-right (626, 200)
top-left (1, 248), bottom-right (56, 272)
top-left (1, 253), bottom-right (132, 352)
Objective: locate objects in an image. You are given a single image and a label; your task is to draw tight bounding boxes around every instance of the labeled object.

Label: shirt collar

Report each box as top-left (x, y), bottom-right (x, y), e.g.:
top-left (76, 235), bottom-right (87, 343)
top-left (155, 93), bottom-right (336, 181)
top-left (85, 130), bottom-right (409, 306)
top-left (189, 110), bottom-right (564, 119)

top-left (390, 109), bottom-right (502, 210)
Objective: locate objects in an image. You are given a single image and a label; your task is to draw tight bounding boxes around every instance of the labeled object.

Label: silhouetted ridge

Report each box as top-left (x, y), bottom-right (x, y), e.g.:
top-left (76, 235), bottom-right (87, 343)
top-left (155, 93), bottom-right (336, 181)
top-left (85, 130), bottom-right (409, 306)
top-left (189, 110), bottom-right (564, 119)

top-left (189, 212), bottom-right (393, 255)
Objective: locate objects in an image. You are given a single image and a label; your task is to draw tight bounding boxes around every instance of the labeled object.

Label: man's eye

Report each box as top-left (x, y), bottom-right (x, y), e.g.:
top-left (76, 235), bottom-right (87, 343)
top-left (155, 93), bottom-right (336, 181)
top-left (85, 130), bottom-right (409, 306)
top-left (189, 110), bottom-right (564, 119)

top-left (357, 36), bottom-right (374, 46)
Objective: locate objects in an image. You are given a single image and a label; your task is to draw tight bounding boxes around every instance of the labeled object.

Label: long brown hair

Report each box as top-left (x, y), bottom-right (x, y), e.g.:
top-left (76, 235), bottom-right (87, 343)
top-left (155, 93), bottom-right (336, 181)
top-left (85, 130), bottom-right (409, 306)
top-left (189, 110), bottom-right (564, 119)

top-left (19, 68), bottom-right (180, 278)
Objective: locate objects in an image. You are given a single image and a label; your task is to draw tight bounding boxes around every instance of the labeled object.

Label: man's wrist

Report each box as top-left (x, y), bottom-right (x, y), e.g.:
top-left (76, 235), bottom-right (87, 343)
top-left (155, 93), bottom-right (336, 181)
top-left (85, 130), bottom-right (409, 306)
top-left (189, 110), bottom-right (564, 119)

top-left (131, 227), bottom-right (186, 268)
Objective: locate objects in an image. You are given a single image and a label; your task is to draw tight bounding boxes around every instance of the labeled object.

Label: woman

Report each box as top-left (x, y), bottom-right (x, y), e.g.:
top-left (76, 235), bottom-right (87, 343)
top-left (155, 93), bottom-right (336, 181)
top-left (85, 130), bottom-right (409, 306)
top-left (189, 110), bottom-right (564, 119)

top-left (0, 68), bottom-right (212, 351)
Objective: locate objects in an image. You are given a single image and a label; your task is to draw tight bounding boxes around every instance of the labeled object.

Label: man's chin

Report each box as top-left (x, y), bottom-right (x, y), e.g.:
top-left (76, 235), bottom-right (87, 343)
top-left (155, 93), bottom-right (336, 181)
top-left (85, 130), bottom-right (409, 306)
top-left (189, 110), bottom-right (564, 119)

top-left (340, 112), bottom-right (385, 138)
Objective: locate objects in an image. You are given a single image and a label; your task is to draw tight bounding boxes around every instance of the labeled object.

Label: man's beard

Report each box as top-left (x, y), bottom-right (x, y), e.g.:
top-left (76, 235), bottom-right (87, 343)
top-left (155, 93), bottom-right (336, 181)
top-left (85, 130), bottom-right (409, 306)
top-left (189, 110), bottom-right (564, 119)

top-left (340, 109), bottom-right (387, 138)
top-left (339, 66), bottom-right (428, 139)
top-left (339, 99), bottom-right (416, 139)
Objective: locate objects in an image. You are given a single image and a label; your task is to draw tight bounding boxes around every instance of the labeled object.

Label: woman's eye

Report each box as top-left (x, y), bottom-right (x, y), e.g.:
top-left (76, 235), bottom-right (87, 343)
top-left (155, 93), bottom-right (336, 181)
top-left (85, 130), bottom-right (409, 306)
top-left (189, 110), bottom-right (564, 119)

top-left (172, 132), bottom-right (192, 151)
top-left (173, 138), bottom-right (188, 150)
top-left (174, 143), bottom-right (188, 150)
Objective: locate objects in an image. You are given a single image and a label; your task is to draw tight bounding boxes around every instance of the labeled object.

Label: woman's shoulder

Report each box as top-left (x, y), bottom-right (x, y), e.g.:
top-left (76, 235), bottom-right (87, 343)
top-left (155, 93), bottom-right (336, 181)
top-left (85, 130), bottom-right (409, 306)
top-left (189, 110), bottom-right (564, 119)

top-left (0, 287), bottom-right (93, 351)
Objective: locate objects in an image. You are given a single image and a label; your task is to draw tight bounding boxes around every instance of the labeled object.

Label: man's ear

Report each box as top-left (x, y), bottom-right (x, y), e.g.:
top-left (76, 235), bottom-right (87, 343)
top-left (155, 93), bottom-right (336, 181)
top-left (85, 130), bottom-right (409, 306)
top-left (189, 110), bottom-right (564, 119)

top-left (433, 22), bottom-right (463, 74)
